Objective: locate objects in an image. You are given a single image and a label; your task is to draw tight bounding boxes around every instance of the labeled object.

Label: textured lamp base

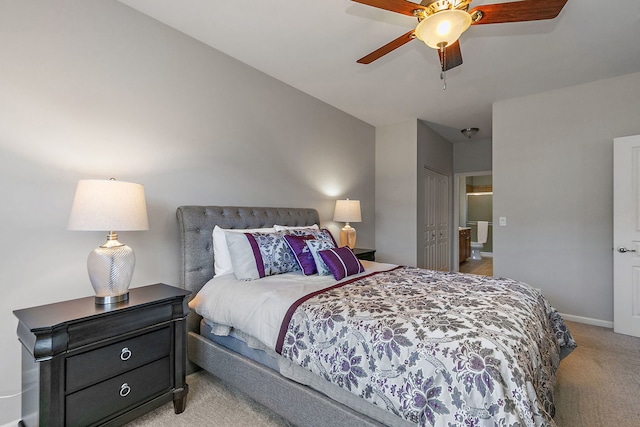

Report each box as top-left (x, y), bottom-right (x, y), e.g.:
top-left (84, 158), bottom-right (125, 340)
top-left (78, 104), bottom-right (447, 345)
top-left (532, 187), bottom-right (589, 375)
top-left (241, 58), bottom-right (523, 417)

top-left (88, 233), bottom-right (136, 305)
top-left (340, 224), bottom-right (357, 249)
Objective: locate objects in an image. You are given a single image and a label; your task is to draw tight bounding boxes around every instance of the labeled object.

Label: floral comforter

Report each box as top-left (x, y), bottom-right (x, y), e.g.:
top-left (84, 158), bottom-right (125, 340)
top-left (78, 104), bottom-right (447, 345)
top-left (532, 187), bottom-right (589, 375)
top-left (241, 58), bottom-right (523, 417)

top-left (276, 267), bottom-right (576, 426)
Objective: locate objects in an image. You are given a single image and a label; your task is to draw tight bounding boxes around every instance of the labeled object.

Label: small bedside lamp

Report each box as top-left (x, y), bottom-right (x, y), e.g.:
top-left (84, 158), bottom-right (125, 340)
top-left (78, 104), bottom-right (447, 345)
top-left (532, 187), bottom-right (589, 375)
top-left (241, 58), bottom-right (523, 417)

top-left (333, 199), bottom-right (361, 249)
top-left (68, 179), bottom-right (149, 305)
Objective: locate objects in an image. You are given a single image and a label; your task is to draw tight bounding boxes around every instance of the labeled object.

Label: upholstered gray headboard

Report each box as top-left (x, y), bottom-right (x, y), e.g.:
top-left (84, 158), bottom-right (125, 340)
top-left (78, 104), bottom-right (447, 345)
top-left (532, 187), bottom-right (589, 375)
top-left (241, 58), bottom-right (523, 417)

top-left (176, 206), bottom-right (320, 332)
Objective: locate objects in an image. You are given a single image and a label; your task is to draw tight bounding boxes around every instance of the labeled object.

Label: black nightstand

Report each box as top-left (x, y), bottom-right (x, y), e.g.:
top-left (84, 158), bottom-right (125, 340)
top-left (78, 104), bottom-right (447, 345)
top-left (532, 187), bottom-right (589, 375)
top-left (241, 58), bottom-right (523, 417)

top-left (353, 248), bottom-right (376, 261)
top-left (14, 283), bottom-right (190, 427)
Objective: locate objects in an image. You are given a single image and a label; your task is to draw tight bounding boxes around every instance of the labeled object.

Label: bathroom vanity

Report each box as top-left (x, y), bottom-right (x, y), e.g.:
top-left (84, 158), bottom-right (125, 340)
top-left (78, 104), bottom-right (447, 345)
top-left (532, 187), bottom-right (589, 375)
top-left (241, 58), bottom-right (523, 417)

top-left (459, 227), bottom-right (471, 264)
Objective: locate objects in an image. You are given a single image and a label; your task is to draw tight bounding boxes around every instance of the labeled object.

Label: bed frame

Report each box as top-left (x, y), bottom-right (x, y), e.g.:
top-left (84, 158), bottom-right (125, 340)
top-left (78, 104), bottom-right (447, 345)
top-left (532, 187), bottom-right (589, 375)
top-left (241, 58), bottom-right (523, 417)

top-left (176, 206), bottom-right (388, 427)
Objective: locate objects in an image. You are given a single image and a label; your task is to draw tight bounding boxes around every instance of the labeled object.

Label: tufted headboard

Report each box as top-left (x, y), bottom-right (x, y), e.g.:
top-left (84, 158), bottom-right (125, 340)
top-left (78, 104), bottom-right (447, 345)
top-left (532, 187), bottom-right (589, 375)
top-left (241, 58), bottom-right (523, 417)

top-left (176, 206), bottom-right (320, 332)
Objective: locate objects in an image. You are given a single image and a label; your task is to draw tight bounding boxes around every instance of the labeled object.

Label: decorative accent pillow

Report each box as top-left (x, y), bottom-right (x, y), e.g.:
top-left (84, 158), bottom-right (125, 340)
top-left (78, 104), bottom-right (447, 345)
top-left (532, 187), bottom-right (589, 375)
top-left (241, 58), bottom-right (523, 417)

top-left (284, 234), bottom-right (318, 275)
top-left (319, 246), bottom-right (365, 281)
top-left (305, 238), bottom-right (336, 276)
top-left (212, 226), bottom-right (275, 277)
top-left (225, 231), bottom-right (299, 280)
top-left (273, 224), bottom-right (319, 232)
top-left (288, 228), bottom-right (337, 246)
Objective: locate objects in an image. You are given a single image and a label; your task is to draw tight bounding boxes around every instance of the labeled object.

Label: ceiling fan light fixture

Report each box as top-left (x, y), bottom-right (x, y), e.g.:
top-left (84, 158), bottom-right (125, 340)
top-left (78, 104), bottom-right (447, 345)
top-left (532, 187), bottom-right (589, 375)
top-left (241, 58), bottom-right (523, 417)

top-left (461, 127), bottom-right (479, 139)
top-left (415, 9), bottom-right (472, 49)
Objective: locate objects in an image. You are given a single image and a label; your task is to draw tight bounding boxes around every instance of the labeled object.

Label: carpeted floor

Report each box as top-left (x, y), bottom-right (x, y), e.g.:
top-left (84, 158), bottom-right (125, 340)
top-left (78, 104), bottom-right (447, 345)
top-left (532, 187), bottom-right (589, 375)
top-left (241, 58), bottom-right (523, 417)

top-left (553, 321), bottom-right (640, 426)
top-left (128, 320), bottom-right (640, 427)
top-left (128, 367), bottom-right (290, 427)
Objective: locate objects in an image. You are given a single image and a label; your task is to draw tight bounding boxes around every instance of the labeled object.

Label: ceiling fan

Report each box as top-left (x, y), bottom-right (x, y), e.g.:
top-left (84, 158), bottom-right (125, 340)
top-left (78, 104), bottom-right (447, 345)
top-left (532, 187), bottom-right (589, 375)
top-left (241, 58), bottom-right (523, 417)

top-left (353, 0), bottom-right (568, 72)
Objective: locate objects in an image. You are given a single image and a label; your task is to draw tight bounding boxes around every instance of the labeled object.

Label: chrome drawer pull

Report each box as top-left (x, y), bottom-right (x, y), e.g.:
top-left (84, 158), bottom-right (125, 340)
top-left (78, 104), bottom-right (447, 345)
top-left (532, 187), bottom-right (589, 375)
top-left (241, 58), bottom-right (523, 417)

top-left (120, 347), bottom-right (132, 361)
top-left (120, 383), bottom-right (131, 397)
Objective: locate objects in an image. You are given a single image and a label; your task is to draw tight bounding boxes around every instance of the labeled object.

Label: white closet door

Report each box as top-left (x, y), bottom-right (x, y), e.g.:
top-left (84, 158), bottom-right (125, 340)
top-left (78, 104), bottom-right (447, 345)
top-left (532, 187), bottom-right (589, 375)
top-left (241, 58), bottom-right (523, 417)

top-left (423, 168), bottom-right (450, 271)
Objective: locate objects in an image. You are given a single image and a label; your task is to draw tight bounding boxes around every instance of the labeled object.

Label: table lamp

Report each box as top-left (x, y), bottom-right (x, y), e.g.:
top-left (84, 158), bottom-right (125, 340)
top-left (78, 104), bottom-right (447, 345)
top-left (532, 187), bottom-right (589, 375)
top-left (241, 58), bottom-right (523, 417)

top-left (333, 199), bottom-right (361, 249)
top-left (68, 179), bottom-right (149, 304)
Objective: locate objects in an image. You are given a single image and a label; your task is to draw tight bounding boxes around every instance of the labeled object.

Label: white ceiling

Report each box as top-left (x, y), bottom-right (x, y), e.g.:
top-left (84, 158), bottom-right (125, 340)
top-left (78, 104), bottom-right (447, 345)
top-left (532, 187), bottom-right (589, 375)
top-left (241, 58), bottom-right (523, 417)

top-left (118, 0), bottom-right (640, 143)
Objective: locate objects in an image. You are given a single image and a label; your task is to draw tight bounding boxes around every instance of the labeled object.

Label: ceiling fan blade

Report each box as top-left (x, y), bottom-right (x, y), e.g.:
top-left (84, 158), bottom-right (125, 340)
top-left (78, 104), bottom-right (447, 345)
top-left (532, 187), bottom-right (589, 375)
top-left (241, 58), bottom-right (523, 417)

top-left (470, 0), bottom-right (568, 25)
top-left (438, 41), bottom-right (463, 71)
top-left (357, 30), bottom-right (415, 64)
top-left (351, 0), bottom-right (422, 17)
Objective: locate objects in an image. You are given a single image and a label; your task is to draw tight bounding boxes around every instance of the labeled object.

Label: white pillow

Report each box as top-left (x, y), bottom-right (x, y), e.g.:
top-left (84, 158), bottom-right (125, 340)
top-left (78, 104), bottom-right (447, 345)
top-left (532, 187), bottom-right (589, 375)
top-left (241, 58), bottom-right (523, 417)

top-left (273, 224), bottom-right (319, 232)
top-left (212, 225), bottom-right (275, 277)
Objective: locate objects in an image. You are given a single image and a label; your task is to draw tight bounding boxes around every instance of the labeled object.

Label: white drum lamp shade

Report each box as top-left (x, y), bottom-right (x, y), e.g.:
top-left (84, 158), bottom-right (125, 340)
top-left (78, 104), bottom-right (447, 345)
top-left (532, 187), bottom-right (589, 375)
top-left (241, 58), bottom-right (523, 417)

top-left (333, 199), bottom-right (362, 249)
top-left (68, 179), bottom-right (149, 304)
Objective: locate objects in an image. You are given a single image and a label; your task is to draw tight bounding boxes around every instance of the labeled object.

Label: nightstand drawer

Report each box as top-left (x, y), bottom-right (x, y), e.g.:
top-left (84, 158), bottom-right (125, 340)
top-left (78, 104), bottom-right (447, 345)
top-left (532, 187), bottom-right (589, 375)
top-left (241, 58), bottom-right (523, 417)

top-left (66, 327), bottom-right (171, 393)
top-left (67, 303), bottom-right (173, 350)
top-left (66, 357), bottom-right (171, 427)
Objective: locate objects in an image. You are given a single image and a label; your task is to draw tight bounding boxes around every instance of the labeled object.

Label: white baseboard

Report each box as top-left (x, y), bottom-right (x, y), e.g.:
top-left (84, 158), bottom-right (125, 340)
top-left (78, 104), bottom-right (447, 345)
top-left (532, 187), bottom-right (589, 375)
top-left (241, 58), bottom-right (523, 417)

top-left (560, 313), bottom-right (614, 329)
top-left (479, 252), bottom-right (493, 258)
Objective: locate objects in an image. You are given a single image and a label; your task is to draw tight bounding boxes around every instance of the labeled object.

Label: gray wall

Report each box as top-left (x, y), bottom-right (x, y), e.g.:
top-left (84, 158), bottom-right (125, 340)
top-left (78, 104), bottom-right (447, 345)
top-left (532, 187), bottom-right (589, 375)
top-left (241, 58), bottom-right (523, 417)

top-left (493, 72), bottom-right (640, 325)
top-left (375, 120), bottom-right (453, 267)
top-left (454, 138), bottom-right (492, 173)
top-left (0, 1), bottom-right (375, 422)
top-left (375, 121), bottom-right (418, 265)
top-left (418, 120), bottom-right (454, 177)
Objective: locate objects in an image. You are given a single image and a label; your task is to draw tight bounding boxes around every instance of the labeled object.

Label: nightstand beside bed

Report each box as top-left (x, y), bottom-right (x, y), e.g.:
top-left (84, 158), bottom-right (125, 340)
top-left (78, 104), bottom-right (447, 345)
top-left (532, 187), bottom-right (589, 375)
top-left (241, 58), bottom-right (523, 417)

top-left (352, 247), bottom-right (376, 261)
top-left (13, 283), bottom-right (190, 427)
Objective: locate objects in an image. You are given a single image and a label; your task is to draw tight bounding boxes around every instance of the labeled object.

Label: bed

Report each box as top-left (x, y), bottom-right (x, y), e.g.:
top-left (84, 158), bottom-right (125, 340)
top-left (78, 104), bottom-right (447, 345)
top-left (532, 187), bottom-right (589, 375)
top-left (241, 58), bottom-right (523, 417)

top-left (176, 205), bottom-right (576, 427)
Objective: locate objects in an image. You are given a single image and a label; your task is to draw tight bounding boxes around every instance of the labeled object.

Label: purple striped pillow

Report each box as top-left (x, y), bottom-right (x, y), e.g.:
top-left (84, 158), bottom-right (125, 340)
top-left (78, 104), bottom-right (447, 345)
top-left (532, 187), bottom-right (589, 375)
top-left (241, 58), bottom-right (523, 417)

top-left (225, 231), bottom-right (299, 280)
top-left (318, 246), bottom-right (365, 280)
top-left (284, 234), bottom-right (317, 275)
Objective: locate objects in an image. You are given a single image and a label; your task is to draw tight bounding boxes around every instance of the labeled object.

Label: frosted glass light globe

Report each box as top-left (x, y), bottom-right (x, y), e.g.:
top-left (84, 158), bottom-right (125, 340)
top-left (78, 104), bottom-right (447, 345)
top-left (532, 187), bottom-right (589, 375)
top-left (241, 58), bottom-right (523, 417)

top-left (415, 9), bottom-right (472, 49)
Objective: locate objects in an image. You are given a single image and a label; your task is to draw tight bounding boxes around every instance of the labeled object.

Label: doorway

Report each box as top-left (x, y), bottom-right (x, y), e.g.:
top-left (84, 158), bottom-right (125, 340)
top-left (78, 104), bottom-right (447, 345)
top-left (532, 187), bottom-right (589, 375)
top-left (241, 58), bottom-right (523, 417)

top-left (454, 171), bottom-right (493, 275)
top-left (613, 135), bottom-right (640, 337)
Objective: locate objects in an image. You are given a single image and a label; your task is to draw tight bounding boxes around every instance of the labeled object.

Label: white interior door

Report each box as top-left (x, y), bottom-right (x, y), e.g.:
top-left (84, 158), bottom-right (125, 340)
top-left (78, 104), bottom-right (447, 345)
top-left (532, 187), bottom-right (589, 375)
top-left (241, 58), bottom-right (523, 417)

top-left (423, 168), bottom-right (449, 271)
top-left (613, 134), bottom-right (640, 337)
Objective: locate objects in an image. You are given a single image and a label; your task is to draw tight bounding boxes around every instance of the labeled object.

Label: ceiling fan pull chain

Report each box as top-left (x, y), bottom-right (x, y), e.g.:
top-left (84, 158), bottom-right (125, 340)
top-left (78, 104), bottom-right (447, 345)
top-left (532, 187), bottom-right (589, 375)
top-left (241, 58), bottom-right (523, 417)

top-left (440, 44), bottom-right (447, 90)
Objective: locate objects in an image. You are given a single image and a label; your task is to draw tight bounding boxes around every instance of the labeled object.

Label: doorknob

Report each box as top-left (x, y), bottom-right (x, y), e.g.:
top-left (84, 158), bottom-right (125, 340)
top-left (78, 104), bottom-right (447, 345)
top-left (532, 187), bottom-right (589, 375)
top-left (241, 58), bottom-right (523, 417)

top-left (617, 246), bottom-right (637, 253)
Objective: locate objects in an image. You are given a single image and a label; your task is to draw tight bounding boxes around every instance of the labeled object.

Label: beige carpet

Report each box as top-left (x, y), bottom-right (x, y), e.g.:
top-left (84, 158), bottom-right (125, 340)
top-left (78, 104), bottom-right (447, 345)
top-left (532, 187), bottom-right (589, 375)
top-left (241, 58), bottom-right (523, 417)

top-left (554, 321), bottom-right (640, 426)
top-left (128, 321), bottom-right (640, 426)
top-left (127, 370), bottom-right (290, 427)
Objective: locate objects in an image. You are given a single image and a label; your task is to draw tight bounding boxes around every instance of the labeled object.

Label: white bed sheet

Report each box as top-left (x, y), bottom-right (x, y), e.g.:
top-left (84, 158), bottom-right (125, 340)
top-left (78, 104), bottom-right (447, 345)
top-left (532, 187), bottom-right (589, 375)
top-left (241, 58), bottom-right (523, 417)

top-left (188, 260), bottom-right (396, 350)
